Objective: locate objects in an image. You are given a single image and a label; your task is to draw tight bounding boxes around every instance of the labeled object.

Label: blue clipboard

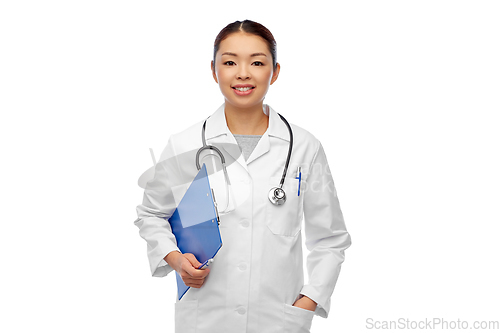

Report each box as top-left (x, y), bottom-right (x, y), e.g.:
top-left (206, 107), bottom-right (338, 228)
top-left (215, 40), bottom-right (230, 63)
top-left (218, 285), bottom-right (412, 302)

top-left (168, 163), bottom-right (222, 300)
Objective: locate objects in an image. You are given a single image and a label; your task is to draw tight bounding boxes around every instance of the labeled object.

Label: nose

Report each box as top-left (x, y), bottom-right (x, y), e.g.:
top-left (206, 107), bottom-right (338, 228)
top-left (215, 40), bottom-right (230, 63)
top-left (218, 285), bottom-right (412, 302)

top-left (237, 64), bottom-right (251, 80)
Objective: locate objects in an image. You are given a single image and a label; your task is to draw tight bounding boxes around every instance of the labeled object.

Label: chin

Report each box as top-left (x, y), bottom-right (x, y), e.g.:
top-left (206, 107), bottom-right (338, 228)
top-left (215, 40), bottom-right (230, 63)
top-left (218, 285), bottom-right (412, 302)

top-left (227, 99), bottom-right (263, 110)
top-left (226, 95), bottom-right (265, 108)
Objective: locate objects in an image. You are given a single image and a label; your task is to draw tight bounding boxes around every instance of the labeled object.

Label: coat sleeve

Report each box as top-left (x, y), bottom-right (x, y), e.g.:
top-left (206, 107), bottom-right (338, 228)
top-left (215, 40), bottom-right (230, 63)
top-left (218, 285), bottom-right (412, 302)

top-left (134, 136), bottom-right (181, 277)
top-left (299, 141), bottom-right (352, 318)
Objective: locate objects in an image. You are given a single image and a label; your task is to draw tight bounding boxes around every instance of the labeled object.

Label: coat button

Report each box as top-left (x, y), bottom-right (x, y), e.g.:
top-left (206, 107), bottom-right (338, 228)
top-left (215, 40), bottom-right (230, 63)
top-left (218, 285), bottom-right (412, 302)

top-left (238, 263), bottom-right (247, 271)
top-left (237, 307), bottom-right (246, 315)
top-left (240, 219), bottom-right (249, 228)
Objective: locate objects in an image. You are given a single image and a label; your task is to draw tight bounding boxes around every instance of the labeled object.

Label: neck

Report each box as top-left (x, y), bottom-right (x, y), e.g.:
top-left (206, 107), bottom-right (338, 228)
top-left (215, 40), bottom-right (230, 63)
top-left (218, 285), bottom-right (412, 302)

top-left (224, 102), bottom-right (269, 135)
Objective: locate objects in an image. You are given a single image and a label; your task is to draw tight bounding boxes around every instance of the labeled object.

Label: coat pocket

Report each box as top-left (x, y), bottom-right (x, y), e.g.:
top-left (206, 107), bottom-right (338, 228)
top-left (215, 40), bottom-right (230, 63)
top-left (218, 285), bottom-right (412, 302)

top-left (283, 303), bottom-right (315, 333)
top-left (266, 176), bottom-right (302, 237)
top-left (174, 299), bottom-right (198, 333)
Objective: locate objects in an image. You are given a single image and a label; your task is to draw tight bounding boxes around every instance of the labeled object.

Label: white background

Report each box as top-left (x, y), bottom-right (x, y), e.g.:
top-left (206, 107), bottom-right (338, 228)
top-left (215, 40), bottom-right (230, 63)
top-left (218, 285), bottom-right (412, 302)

top-left (1, 1), bottom-right (499, 332)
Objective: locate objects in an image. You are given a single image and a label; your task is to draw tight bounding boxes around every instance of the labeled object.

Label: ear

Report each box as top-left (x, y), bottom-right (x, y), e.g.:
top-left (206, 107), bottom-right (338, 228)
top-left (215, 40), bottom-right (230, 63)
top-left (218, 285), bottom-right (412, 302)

top-left (211, 60), bottom-right (218, 84)
top-left (270, 62), bottom-right (280, 85)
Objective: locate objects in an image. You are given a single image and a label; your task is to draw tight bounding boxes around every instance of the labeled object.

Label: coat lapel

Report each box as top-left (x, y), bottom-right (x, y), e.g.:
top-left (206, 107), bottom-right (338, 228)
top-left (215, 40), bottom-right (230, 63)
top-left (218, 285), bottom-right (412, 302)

top-left (204, 103), bottom-right (248, 172)
top-left (204, 103), bottom-right (291, 168)
top-left (246, 104), bottom-right (291, 165)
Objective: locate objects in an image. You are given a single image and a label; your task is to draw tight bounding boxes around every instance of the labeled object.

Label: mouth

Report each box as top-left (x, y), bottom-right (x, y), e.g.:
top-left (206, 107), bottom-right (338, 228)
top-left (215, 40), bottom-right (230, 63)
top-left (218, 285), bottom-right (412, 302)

top-left (232, 85), bottom-right (255, 92)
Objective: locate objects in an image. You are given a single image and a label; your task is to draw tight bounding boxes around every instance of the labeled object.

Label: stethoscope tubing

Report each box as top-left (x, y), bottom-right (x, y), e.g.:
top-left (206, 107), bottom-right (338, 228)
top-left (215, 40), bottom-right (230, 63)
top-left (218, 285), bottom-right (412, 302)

top-left (196, 108), bottom-right (293, 206)
top-left (276, 113), bottom-right (293, 189)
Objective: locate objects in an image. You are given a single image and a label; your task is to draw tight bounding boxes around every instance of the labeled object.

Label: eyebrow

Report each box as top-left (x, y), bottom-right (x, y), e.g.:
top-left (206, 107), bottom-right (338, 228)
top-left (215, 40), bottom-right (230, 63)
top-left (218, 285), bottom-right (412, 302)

top-left (221, 52), bottom-right (267, 57)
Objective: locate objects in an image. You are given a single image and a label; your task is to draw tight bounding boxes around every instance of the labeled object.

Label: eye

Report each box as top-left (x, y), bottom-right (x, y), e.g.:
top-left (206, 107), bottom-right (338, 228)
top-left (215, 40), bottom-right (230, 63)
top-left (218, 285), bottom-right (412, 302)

top-left (253, 61), bottom-right (264, 66)
top-left (223, 61), bottom-right (236, 66)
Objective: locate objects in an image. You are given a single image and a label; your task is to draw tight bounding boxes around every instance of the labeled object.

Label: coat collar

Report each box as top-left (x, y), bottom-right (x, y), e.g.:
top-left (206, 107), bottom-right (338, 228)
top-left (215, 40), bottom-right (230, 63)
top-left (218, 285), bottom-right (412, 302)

top-left (205, 102), bottom-right (290, 142)
top-left (203, 102), bottom-right (291, 168)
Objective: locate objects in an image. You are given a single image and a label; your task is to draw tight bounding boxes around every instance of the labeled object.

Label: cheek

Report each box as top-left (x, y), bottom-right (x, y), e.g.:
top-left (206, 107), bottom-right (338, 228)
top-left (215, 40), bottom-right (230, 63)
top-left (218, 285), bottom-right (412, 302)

top-left (216, 71), bottom-right (232, 86)
top-left (259, 69), bottom-right (274, 84)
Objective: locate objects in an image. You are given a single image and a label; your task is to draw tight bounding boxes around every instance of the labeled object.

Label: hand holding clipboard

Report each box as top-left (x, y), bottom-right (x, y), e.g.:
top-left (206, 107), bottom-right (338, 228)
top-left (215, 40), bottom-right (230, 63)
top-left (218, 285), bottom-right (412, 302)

top-left (167, 164), bottom-right (223, 300)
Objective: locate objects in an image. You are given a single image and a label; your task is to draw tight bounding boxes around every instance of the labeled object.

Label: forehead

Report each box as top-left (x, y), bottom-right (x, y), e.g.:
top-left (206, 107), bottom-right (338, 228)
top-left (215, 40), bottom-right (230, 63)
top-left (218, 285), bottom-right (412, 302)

top-left (218, 32), bottom-right (270, 56)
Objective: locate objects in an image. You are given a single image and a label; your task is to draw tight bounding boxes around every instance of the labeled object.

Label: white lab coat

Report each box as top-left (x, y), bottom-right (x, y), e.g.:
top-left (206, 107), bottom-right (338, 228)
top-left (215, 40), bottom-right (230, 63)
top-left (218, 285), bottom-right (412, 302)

top-left (135, 103), bottom-right (351, 333)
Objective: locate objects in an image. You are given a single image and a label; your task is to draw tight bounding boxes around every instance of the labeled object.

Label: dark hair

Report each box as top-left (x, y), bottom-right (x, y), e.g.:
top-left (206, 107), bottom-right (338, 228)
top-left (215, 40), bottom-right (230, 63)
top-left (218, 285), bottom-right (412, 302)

top-left (213, 20), bottom-right (277, 72)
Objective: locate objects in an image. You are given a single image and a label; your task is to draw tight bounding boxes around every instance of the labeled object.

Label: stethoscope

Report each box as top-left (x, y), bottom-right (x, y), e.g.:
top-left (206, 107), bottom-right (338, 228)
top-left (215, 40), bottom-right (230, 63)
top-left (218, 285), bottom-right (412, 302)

top-left (195, 107), bottom-right (293, 209)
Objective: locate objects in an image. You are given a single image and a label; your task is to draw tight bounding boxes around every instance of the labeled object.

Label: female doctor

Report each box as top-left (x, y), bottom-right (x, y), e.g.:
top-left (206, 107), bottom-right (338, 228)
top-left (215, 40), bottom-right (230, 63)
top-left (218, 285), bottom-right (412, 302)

top-left (135, 20), bottom-right (351, 333)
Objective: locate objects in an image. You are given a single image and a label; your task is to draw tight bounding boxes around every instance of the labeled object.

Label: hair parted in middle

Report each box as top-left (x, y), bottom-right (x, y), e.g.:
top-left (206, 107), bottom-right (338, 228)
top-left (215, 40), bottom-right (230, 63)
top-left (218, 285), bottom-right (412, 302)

top-left (213, 20), bottom-right (278, 72)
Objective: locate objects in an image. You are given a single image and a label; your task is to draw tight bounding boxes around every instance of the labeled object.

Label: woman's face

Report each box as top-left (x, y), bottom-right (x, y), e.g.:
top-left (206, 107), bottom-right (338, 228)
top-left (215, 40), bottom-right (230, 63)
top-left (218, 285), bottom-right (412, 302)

top-left (212, 32), bottom-right (280, 111)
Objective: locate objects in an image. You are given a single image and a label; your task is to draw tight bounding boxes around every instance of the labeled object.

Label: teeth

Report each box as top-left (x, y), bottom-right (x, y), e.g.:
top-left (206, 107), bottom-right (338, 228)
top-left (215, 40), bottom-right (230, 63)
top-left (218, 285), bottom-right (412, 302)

top-left (234, 87), bottom-right (253, 91)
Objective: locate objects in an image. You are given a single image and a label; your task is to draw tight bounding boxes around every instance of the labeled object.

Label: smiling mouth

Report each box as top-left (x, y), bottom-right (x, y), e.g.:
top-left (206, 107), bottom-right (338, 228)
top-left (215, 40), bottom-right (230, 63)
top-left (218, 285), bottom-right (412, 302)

top-left (232, 87), bottom-right (255, 92)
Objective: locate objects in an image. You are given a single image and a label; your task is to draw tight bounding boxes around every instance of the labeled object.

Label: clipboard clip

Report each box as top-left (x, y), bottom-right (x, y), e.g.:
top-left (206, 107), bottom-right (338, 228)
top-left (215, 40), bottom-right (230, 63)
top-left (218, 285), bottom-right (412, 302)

top-left (211, 188), bottom-right (220, 225)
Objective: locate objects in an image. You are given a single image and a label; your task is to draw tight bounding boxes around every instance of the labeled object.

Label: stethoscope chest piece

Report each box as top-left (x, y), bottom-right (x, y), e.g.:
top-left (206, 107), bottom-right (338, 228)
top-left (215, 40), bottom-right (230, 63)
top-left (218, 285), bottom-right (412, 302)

top-left (268, 187), bottom-right (286, 206)
top-left (200, 106), bottom-right (293, 209)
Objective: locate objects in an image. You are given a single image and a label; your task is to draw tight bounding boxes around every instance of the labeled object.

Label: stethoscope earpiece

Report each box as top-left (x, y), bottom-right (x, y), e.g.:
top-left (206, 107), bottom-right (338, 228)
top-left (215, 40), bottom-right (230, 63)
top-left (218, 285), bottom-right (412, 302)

top-left (268, 187), bottom-right (286, 206)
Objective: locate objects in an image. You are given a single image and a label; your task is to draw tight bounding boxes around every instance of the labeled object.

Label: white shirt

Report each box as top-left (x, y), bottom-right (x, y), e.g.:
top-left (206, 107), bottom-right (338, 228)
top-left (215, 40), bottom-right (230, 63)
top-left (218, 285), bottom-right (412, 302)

top-left (135, 103), bottom-right (351, 333)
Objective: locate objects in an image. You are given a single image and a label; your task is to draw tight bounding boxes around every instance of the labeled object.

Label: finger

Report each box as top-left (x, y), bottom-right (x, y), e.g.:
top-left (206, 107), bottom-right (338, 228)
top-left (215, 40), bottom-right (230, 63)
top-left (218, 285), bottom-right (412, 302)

top-left (183, 277), bottom-right (205, 288)
top-left (180, 259), bottom-right (210, 279)
top-left (187, 280), bottom-right (204, 288)
top-left (181, 269), bottom-right (209, 287)
top-left (191, 267), bottom-right (210, 279)
top-left (184, 268), bottom-right (210, 280)
top-left (184, 253), bottom-right (202, 268)
top-left (181, 261), bottom-right (200, 278)
top-left (183, 257), bottom-right (211, 278)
